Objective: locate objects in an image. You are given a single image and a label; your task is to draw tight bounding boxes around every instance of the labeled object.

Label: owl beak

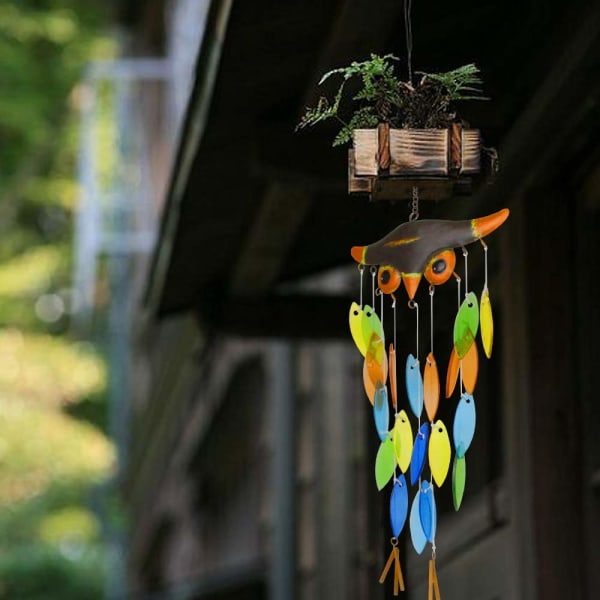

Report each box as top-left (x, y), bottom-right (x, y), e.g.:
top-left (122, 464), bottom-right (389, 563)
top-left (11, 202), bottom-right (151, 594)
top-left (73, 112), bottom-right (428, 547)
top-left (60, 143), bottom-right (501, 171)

top-left (472, 208), bottom-right (510, 239)
top-left (402, 274), bottom-right (421, 300)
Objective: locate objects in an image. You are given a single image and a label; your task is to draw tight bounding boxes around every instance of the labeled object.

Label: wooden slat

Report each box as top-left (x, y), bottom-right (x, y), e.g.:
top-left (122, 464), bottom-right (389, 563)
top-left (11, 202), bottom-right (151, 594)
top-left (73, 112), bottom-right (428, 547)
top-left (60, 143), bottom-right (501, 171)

top-left (462, 129), bottom-right (481, 174)
top-left (389, 129), bottom-right (449, 175)
top-left (377, 123), bottom-right (390, 171)
top-left (348, 149), bottom-right (374, 194)
top-left (353, 129), bottom-right (378, 175)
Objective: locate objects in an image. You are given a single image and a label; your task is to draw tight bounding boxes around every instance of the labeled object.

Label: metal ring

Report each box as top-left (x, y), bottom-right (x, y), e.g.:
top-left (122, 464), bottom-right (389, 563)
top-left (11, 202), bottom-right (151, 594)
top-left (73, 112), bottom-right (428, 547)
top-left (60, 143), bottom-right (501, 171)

top-left (408, 299), bottom-right (418, 309)
top-left (357, 264), bottom-right (365, 272)
top-left (429, 284), bottom-right (435, 295)
top-left (370, 266), bottom-right (378, 275)
top-left (391, 537), bottom-right (399, 547)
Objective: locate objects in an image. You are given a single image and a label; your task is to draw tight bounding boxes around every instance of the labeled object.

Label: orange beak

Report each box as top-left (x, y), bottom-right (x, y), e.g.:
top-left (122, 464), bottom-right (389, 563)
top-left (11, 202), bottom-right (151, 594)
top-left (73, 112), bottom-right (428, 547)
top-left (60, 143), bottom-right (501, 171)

top-left (350, 246), bottom-right (366, 264)
top-left (401, 274), bottom-right (422, 300)
top-left (472, 208), bottom-right (510, 239)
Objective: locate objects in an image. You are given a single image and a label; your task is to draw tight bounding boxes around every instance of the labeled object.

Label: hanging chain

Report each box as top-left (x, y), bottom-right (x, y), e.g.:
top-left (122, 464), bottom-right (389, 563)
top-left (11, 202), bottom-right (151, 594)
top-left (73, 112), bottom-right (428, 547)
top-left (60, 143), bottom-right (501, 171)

top-left (409, 186), bottom-right (419, 221)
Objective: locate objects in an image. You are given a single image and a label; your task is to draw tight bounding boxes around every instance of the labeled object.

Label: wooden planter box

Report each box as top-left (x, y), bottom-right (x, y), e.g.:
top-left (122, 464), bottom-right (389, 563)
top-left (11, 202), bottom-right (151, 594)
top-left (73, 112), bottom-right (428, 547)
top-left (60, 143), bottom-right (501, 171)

top-left (352, 123), bottom-right (481, 177)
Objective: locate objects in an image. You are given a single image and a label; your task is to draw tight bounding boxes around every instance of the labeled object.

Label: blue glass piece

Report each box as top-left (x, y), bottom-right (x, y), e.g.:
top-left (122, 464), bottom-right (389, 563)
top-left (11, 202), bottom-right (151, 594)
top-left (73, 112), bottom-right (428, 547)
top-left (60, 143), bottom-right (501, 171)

top-left (453, 392), bottom-right (476, 457)
top-left (410, 423), bottom-right (429, 486)
top-left (390, 475), bottom-right (409, 537)
top-left (406, 354), bottom-right (423, 418)
top-left (418, 481), bottom-right (437, 542)
top-left (373, 383), bottom-right (390, 441)
top-left (409, 490), bottom-right (427, 554)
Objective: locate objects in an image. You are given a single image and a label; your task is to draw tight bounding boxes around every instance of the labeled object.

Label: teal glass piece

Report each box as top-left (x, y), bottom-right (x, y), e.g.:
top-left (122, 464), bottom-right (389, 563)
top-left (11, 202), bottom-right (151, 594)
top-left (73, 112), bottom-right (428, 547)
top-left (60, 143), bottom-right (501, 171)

top-left (373, 383), bottom-right (390, 441)
top-left (390, 475), bottom-right (409, 537)
top-left (419, 480), bottom-right (437, 542)
top-left (410, 490), bottom-right (427, 554)
top-left (405, 354), bottom-right (423, 418)
top-left (410, 423), bottom-right (429, 485)
top-left (375, 435), bottom-right (395, 490)
top-left (453, 292), bottom-right (479, 359)
top-left (452, 454), bottom-right (466, 511)
top-left (453, 393), bottom-right (476, 457)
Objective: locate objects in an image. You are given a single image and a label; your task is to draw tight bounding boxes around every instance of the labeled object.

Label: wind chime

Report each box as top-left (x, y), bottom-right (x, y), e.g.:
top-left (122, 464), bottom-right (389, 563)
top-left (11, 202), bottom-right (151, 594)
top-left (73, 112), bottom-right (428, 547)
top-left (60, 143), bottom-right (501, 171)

top-left (349, 203), bottom-right (508, 597)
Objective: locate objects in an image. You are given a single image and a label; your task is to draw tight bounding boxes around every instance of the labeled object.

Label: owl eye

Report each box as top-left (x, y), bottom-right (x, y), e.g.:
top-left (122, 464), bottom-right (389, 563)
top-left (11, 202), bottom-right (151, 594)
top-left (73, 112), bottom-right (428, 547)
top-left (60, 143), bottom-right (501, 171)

top-left (424, 249), bottom-right (456, 285)
top-left (377, 265), bottom-right (401, 294)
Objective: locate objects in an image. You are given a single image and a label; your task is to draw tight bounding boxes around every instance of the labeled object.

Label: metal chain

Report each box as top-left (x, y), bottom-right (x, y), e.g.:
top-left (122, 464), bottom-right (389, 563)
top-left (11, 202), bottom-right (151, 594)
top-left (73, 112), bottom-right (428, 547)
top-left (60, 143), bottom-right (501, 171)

top-left (409, 186), bottom-right (419, 221)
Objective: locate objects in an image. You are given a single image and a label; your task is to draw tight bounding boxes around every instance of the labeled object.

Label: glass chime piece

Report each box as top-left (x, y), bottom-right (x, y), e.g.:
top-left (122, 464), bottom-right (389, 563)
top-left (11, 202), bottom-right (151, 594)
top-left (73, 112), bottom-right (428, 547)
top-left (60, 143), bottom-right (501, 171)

top-left (349, 302), bottom-right (368, 356)
top-left (375, 435), bottom-right (396, 490)
top-left (410, 490), bottom-right (427, 554)
top-left (363, 359), bottom-right (376, 405)
top-left (362, 304), bottom-right (384, 349)
top-left (406, 354), bottom-right (423, 418)
top-left (480, 288), bottom-right (494, 359)
top-left (373, 383), bottom-right (390, 441)
top-left (461, 340), bottom-right (478, 394)
top-left (419, 480), bottom-right (437, 542)
top-left (410, 423), bottom-right (429, 486)
top-left (454, 292), bottom-right (479, 359)
top-left (389, 344), bottom-right (397, 411)
top-left (390, 475), bottom-right (409, 537)
top-left (453, 393), bottom-right (476, 457)
top-left (366, 331), bottom-right (385, 366)
top-left (424, 352), bottom-right (440, 422)
top-left (392, 410), bottom-right (413, 473)
top-left (429, 420), bottom-right (451, 487)
top-left (452, 454), bottom-right (466, 511)
top-left (445, 346), bottom-right (460, 398)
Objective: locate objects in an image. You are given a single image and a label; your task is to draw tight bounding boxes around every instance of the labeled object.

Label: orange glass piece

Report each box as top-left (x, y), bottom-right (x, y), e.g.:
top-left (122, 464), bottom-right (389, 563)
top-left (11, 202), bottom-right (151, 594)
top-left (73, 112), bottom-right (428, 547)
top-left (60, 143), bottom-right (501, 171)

top-left (363, 359), bottom-right (375, 404)
top-left (366, 343), bottom-right (388, 389)
top-left (461, 340), bottom-right (478, 394)
top-left (423, 352), bottom-right (440, 422)
top-left (389, 344), bottom-right (397, 410)
top-left (445, 347), bottom-right (460, 398)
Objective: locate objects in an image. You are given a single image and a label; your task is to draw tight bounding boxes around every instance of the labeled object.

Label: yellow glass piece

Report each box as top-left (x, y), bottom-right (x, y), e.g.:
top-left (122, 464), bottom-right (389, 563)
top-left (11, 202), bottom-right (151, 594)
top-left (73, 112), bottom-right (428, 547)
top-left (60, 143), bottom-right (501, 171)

top-left (428, 420), bottom-right (451, 487)
top-left (461, 340), bottom-right (478, 394)
top-left (480, 288), bottom-right (494, 359)
top-left (389, 344), bottom-right (397, 411)
top-left (392, 410), bottom-right (413, 473)
top-left (349, 302), bottom-right (368, 356)
top-left (423, 352), bottom-right (440, 422)
top-left (445, 347), bottom-right (459, 398)
top-left (362, 304), bottom-right (384, 350)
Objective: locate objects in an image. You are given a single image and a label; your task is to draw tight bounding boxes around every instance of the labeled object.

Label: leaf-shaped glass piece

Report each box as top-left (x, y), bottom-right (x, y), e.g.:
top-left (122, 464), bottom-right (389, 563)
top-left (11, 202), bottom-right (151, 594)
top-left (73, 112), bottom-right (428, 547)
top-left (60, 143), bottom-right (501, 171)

top-left (424, 352), bottom-right (440, 422)
top-left (446, 346), bottom-right (460, 398)
top-left (366, 331), bottom-right (385, 366)
top-left (373, 383), bottom-right (390, 441)
top-left (390, 475), bottom-right (409, 537)
top-left (363, 358), bottom-right (376, 405)
top-left (480, 288), bottom-right (494, 359)
top-left (419, 481), bottom-right (437, 542)
top-left (452, 454), bottom-right (466, 511)
top-left (410, 490), bottom-right (427, 554)
top-left (453, 393), bottom-right (476, 457)
top-left (428, 420), bottom-right (451, 487)
top-left (349, 302), bottom-right (368, 356)
top-left (410, 423), bottom-right (429, 486)
top-left (406, 354), bottom-right (423, 418)
top-left (461, 340), bottom-right (478, 394)
top-left (375, 435), bottom-right (396, 490)
top-left (389, 344), bottom-right (397, 411)
top-left (366, 338), bottom-right (388, 387)
top-left (362, 304), bottom-right (384, 350)
top-left (392, 410), bottom-right (413, 473)
top-left (454, 292), bottom-right (479, 359)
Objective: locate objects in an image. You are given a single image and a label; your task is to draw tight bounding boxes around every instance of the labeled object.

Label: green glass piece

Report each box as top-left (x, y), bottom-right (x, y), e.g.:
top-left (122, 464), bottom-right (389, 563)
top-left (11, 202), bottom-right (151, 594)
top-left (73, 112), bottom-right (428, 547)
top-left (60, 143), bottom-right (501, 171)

top-left (375, 435), bottom-right (395, 490)
top-left (452, 454), bottom-right (466, 511)
top-left (453, 292), bottom-right (479, 359)
top-left (361, 305), bottom-right (384, 349)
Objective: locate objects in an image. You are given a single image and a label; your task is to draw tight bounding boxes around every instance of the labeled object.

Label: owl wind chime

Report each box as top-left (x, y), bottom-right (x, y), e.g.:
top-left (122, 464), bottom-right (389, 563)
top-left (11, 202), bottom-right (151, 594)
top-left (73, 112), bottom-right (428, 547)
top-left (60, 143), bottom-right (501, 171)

top-left (349, 206), bottom-right (508, 596)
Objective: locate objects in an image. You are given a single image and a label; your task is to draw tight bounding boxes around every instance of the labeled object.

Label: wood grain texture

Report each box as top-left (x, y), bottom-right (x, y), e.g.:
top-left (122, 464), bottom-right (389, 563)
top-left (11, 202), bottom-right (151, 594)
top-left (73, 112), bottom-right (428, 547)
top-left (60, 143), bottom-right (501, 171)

top-left (353, 129), bottom-right (378, 175)
top-left (449, 122), bottom-right (463, 174)
top-left (389, 129), bottom-right (449, 175)
top-left (462, 129), bottom-right (481, 174)
top-left (348, 149), bottom-right (374, 194)
top-left (377, 123), bottom-right (390, 170)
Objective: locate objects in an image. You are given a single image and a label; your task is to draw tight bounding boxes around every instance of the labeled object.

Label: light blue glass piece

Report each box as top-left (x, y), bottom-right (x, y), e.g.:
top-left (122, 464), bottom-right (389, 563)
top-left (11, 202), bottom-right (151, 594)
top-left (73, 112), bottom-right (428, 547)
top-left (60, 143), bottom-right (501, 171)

top-left (373, 383), bottom-right (390, 441)
top-left (410, 490), bottom-right (427, 554)
top-left (419, 480), bottom-right (437, 542)
top-left (390, 475), bottom-right (409, 537)
top-left (453, 392), bottom-right (476, 457)
top-left (406, 354), bottom-right (423, 418)
top-left (410, 423), bottom-right (429, 486)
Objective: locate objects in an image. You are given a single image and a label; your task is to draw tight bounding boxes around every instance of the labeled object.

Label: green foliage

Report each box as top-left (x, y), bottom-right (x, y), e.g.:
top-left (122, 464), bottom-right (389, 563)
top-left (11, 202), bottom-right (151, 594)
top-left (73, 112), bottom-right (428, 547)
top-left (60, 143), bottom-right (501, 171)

top-left (297, 55), bottom-right (487, 145)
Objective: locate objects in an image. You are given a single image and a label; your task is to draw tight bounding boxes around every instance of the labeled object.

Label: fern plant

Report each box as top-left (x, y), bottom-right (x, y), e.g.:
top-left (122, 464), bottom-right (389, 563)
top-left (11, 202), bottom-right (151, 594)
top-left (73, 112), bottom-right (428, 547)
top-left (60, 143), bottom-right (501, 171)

top-left (297, 56), bottom-right (487, 146)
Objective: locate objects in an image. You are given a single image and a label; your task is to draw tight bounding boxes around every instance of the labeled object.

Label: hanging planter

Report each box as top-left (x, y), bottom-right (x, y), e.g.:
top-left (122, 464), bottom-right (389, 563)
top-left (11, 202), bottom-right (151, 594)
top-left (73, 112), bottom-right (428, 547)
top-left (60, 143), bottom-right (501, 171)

top-left (297, 55), bottom-right (496, 201)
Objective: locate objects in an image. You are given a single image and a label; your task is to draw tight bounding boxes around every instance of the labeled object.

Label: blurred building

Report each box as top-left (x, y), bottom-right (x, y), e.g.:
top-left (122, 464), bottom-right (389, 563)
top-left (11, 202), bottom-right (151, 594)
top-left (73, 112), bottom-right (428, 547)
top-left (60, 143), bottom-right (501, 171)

top-left (78, 1), bottom-right (600, 598)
